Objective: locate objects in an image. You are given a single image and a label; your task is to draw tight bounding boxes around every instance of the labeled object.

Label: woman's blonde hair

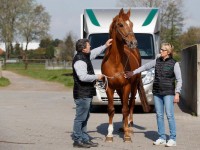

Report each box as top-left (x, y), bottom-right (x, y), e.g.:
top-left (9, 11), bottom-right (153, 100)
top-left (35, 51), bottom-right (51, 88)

top-left (161, 43), bottom-right (174, 57)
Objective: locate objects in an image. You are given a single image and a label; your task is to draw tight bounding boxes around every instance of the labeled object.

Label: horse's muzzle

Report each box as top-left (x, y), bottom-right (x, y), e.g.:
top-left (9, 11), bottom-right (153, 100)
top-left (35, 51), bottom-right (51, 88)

top-left (126, 40), bottom-right (138, 49)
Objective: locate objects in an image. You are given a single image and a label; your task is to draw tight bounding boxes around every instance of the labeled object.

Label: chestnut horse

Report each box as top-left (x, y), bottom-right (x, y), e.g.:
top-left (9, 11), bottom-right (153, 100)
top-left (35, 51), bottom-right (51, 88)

top-left (101, 9), bottom-right (150, 142)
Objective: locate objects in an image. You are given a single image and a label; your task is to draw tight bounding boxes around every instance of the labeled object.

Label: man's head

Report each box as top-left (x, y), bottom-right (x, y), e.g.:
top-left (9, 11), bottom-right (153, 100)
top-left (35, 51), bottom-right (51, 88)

top-left (76, 38), bottom-right (91, 54)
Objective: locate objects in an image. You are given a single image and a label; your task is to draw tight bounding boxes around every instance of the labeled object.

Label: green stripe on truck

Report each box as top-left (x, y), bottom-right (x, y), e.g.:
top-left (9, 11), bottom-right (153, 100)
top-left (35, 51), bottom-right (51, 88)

top-left (142, 9), bottom-right (158, 26)
top-left (86, 9), bottom-right (100, 26)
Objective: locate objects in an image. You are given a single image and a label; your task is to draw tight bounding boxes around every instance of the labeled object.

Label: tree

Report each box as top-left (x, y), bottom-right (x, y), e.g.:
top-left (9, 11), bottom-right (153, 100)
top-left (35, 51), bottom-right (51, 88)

top-left (65, 33), bottom-right (75, 61)
top-left (58, 32), bottom-right (75, 61)
top-left (161, 0), bottom-right (184, 51)
top-left (117, 0), bottom-right (161, 7)
top-left (45, 45), bottom-right (55, 59)
top-left (52, 39), bottom-right (62, 47)
top-left (0, 0), bottom-right (50, 69)
top-left (17, 3), bottom-right (50, 69)
top-left (14, 43), bottom-right (23, 58)
top-left (39, 37), bottom-right (52, 48)
top-left (0, 0), bottom-right (31, 59)
top-left (179, 27), bottom-right (200, 49)
top-left (18, 4), bottom-right (50, 51)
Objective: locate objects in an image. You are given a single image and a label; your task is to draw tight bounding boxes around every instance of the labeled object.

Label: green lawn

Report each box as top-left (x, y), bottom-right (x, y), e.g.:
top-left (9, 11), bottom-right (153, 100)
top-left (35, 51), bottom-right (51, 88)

top-left (5, 63), bottom-right (73, 87)
top-left (0, 76), bottom-right (10, 87)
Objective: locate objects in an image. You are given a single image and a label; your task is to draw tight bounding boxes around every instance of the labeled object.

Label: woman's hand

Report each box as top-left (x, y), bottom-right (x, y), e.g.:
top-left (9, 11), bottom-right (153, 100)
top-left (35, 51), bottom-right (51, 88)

top-left (124, 71), bottom-right (134, 79)
top-left (174, 93), bottom-right (180, 103)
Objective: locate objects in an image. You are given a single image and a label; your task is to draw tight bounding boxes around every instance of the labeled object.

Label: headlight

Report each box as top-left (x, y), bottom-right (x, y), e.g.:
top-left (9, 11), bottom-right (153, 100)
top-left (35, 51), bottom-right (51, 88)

top-left (142, 68), bottom-right (155, 85)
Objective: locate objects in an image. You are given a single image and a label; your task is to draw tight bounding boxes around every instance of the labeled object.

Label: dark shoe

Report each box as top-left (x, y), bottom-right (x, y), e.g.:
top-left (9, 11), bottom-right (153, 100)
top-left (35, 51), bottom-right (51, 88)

top-left (84, 140), bottom-right (98, 147)
top-left (73, 141), bottom-right (90, 148)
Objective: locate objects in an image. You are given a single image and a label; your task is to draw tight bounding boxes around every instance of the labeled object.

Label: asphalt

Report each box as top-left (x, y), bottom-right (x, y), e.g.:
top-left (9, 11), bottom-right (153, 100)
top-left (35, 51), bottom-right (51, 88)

top-left (0, 70), bottom-right (200, 150)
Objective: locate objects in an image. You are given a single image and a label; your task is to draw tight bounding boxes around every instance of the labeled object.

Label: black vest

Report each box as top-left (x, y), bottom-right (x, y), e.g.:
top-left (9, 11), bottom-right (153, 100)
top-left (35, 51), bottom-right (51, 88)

top-left (153, 56), bottom-right (176, 95)
top-left (72, 52), bottom-right (96, 99)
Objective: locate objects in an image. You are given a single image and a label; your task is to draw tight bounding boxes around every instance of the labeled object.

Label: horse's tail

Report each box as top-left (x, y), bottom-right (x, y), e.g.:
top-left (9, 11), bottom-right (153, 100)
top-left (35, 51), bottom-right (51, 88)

top-left (137, 78), bottom-right (151, 112)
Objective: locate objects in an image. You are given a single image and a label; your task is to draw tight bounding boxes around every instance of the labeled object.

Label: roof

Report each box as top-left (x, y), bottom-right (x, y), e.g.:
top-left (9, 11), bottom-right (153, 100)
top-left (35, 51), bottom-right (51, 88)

top-left (0, 48), bottom-right (4, 55)
top-left (83, 8), bottom-right (160, 34)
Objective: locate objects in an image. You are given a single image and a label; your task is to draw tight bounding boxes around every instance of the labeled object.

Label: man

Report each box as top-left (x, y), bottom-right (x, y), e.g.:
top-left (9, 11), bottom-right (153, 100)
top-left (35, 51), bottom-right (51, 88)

top-left (72, 38), bottom-right (112, 148)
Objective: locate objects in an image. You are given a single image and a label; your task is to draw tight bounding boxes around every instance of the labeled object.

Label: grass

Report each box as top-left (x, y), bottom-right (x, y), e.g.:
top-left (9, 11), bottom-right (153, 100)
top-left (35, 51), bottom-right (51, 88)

top-left (0, 76), bottom-right (10, 87)
top-left (5, 63), bottom-right (73, 87)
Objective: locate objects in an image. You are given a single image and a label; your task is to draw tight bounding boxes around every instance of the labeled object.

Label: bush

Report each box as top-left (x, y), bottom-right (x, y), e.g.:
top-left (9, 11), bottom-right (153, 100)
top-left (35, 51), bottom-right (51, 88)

top-left (0, 77), bottom-right (10, 87)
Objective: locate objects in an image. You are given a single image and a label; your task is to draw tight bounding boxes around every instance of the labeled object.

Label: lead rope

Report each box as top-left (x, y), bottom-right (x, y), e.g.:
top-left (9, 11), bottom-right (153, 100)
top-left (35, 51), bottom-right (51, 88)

top-left (96, 51), bottom-right (131, 91)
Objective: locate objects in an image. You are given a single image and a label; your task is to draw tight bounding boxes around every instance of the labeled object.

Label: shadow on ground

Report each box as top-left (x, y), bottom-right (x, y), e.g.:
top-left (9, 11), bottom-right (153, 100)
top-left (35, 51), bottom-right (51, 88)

top-left (177, 98), bottom-right (193, 115)
top-left (90, 105), bottom-right (155, 114)
top-left (95, 121), bottom-right (159, 141)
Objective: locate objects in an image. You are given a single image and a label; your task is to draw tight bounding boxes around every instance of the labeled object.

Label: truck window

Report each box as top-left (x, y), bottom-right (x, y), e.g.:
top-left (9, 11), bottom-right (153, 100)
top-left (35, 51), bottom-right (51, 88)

top-left (89, 33), bottom-right (155, 59)
top-left (89, 33), bottom-right (109, 59)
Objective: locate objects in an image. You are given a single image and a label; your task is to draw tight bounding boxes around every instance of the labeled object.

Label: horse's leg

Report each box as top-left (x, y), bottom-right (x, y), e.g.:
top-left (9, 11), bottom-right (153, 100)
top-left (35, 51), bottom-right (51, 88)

top-left (128, 84), bottom-right (137, 133)
top-left (105, 87), bottom-right (115, 142)
top-left (122, 84), bottom-right (132, 142)
top-left (116, 89), bottom-right (124, 132)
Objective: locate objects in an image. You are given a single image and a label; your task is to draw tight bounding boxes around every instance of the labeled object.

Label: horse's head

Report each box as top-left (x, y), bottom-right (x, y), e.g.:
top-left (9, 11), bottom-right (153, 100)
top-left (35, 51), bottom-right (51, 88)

top-left (110, 8), bottom-right (138, 49)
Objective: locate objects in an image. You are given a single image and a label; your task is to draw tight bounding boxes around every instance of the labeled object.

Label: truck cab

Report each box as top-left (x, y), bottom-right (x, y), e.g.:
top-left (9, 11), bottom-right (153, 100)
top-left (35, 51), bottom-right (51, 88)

top-left (81, 8), bottom-right (160, 106)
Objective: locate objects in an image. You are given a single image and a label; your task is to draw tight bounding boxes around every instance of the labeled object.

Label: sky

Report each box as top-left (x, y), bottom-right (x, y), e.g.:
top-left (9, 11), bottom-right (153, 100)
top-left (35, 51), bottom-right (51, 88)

top-left (36, 0), bottom-right (200, 40)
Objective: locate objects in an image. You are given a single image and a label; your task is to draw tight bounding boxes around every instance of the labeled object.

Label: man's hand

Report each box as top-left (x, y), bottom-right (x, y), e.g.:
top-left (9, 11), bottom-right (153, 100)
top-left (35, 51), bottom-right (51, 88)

top-left (105, 39), bottom-right (113, 47)
top-left (124, 71), bottom-right (134, 79)
top-left (97, 74), bottom-right (104, 80)
top-left (174, 93), bottom-right (180, 103)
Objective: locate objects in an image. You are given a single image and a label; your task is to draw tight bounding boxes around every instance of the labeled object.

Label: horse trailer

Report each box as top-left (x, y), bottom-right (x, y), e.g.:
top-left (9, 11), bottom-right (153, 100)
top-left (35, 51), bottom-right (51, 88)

top-left (80, 8), bottom-right (160, 106)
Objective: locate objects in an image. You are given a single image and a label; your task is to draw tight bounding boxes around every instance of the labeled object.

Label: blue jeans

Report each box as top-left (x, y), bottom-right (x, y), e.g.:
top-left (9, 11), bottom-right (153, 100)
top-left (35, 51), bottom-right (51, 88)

top-left (73, 98), bottom-right (92, 142)
top-left (154, 95), bottom-right (176, 141)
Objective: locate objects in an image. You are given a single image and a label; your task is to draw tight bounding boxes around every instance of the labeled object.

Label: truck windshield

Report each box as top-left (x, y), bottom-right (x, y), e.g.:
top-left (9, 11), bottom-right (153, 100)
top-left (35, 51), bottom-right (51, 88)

top-left (89, 33), bottom-right (155, 59)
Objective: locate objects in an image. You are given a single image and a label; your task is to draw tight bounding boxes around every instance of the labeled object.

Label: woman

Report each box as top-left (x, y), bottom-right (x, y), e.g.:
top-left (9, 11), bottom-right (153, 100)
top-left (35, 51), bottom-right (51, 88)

top-left (125, 43), bottom-right (182, 147)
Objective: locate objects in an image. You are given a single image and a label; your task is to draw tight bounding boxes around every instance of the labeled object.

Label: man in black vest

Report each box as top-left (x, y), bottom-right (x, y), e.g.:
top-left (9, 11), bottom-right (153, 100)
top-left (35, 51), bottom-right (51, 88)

top-left (72, 38), bottom-right (112, 148)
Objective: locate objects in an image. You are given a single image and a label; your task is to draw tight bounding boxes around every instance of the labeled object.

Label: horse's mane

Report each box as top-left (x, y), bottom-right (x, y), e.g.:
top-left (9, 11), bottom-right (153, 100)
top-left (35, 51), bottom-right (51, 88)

top-left (101, 15), bottom-right (119, 65)
top-left (109, 15), bottom-right (119, 36)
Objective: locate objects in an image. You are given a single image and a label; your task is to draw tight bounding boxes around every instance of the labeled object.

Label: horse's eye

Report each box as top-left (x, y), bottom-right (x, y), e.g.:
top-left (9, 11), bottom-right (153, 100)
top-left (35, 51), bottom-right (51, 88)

top-left (118, 23), bottom-right (123, 27)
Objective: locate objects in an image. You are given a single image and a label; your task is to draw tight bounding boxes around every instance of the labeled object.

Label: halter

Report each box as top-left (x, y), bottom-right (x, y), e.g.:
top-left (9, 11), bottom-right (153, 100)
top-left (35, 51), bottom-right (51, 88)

top-left (116, 27), bottom-right (134, 40)
top-left (99, 50), bottom-right (131, 91)
top-left (115, 22), bottom-right (137, 49)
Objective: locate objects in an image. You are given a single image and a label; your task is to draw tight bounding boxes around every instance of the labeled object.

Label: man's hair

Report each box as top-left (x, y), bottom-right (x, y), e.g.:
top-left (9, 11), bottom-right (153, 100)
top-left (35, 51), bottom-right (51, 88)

top-left (76, 38), bottom-right (89, 52)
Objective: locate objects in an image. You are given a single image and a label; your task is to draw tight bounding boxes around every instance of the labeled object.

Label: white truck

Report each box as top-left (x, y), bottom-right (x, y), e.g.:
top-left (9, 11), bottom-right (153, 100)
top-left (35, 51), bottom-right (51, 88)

top-left (81, 8), bottom-right (160, 106)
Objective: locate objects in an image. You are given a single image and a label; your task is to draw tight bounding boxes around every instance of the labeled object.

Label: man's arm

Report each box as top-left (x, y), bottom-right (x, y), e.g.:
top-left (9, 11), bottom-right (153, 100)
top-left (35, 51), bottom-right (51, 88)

top-left (90, 45), bottom-right (107, 60)
top-left (74, 60), bottom-right (98, 82)
top-left (90, 39), bottom-right (112, 60)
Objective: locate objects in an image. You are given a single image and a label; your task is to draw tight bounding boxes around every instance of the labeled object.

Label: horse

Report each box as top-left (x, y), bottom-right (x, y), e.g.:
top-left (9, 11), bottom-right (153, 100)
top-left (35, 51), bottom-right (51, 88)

top-left (101, 8), bottom-right (150, 142)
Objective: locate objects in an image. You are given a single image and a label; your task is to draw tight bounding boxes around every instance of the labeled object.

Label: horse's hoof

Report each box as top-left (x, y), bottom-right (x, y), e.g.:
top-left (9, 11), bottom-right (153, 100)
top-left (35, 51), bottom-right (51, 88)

top-left (124, 136), bottom-right (132, 143)
top-left (105, 136), bottom-right (113, 142)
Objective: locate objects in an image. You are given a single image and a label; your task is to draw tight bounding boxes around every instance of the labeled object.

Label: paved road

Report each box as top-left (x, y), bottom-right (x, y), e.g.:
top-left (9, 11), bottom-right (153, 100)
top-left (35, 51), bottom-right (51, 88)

top-left (0, 71), bottom-right (200, 150)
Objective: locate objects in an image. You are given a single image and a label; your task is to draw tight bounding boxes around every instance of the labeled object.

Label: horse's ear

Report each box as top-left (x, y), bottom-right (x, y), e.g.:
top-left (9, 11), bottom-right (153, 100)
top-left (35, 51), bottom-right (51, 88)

top-left (119, 8), bottom-right (124, 17)
top-left (127, 9), bottom-right (131, 18)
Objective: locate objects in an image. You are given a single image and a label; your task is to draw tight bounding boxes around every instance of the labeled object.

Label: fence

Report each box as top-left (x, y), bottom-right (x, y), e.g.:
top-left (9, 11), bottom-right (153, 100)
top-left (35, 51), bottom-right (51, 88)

top-left (1, 59), bottom-right (72, 70)
top-left (45, 60), bottom-right (72, 70)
